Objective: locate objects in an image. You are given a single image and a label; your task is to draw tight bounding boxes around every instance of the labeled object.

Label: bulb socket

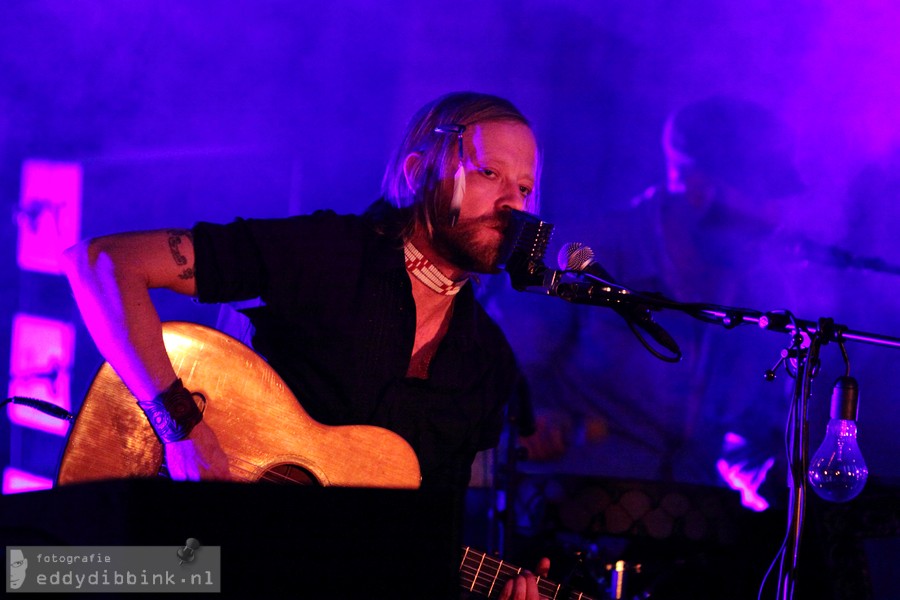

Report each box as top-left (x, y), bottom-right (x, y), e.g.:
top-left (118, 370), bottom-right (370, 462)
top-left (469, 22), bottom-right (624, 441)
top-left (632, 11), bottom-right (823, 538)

top-left (830, 375), bottom-right (859, 421)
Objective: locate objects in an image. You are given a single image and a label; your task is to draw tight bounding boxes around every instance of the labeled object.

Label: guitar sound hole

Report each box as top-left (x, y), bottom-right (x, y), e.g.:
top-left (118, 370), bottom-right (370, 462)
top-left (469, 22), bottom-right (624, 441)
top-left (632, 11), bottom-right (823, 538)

top-left (262, 464), bottom-right (319, 486)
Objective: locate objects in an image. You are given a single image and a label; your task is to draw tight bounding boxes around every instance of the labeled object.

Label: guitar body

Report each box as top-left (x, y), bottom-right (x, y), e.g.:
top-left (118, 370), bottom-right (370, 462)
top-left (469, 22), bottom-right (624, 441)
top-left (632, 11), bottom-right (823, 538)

top-left (57, 321), bottom-right (421, 489)
top-left (55, 322), bottom-right (595, 598)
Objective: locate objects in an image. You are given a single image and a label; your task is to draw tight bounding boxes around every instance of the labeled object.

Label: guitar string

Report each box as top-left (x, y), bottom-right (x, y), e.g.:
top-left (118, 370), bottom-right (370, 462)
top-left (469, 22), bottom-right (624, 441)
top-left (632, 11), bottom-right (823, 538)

top-left (459, 576), bottom-right (585, 600)
top-left (160, 452), bottom-right (310, 485)
top-left (460, 569), bottom-right (565, 600)
top-left (461, 553), bottom-right (594, 600)
top-left (162, 446), bottom-right (412, 486)
top-left (459, 570), bottom-right (582, 600)
top-left (185, 460), bottom-right (587, 597)
top-left (460, 552), bottom-right (591, 600)
top-left (187, 452), bottom-right (410, 486)
top-left (163, 445), bottom-right (591, 598)
top-left (222, 455), bottom-right (310, 484)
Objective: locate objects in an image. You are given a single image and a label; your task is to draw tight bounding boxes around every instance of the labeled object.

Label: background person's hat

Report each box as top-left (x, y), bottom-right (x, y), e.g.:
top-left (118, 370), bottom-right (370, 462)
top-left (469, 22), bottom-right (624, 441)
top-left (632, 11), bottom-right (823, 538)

top-left (664, 95), bottom-right (805, 199)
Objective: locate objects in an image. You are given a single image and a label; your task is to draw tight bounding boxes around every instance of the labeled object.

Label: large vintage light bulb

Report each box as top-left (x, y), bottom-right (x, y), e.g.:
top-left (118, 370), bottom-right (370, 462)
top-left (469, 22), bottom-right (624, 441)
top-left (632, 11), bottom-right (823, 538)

top-left (808, 376), bottom-right (868, 502)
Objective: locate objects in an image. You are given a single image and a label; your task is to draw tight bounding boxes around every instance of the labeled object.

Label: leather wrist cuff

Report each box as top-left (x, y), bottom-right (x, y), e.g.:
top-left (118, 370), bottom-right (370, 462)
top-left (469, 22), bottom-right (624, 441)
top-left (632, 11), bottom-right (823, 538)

top-left (137, 378), bottom-right (203, 443)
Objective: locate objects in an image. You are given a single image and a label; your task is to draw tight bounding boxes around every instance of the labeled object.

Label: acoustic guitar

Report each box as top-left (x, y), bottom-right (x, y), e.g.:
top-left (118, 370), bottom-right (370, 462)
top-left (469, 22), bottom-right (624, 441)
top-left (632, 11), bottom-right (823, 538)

top-left (57, 322), bottom-right (595, 599)
top-left (57, 321), bottom-right (421, 488)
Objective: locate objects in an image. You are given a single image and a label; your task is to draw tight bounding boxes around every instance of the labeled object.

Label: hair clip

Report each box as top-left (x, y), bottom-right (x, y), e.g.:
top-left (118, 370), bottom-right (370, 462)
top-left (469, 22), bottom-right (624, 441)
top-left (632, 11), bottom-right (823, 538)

top-left (434, 124), bottom-right (467, 226)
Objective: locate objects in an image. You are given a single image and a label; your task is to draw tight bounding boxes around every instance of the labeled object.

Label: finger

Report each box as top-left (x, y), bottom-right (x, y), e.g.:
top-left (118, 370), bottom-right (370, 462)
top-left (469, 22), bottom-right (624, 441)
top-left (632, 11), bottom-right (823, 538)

top-left (523, 572), bottom-right (540, 600)
top-left (500, 572), bottom-right (536, 600)
top-left (535, 556), bottom-right (551, 578)
top-left (499, 576), bottom-right (514, 600)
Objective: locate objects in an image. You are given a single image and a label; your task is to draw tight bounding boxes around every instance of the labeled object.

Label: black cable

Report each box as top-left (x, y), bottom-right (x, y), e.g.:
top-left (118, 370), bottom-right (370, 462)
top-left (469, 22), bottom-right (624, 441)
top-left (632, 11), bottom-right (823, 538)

top-left (1, 396), bottom-right (74, 421)
top-left (624, 317), bottom-right (682, 363)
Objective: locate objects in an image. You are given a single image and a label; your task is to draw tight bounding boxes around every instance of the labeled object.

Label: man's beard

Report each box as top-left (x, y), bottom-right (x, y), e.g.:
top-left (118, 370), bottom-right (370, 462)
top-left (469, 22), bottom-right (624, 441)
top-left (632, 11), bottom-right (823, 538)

top-left (430, 212), bottom-right (510, 274)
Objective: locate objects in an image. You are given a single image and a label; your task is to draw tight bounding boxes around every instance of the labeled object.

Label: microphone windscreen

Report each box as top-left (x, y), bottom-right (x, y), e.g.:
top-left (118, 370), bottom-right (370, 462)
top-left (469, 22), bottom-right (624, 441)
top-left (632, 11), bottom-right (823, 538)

top-left (558, 241), bottom-right (595, 271)
top-left (499, 209), bottom-right (555, 291)
top-left (498, 209), bottom-right (553, 266)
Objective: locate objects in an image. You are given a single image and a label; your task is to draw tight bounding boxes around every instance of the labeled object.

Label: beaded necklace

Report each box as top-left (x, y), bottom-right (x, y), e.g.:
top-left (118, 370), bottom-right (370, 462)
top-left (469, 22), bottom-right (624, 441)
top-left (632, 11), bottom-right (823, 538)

top-left (403, 241), bottom-right (467, 296)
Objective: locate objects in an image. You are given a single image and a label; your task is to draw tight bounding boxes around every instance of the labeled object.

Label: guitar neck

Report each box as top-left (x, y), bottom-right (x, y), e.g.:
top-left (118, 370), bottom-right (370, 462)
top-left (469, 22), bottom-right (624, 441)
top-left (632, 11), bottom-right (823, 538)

top-left (459, 546), bottom-right (596, 600)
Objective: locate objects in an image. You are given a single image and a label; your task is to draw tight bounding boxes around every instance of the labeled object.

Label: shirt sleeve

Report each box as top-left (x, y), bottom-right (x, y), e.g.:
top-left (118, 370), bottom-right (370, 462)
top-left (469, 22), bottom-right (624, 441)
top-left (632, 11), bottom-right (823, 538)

top-left (191, 210), bottom-right (367, 305)
top-left (192, 218), bottom-right (267, 303)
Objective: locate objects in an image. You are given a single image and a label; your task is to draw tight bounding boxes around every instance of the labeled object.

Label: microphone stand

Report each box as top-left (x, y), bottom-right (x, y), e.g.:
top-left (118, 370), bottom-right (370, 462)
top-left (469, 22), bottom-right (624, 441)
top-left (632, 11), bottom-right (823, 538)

top-left (776, 320), bottom-right (818, 600)
top-left (497, 207), bottom-right (900, 597)
top-left (704, 313), bottom-right (899, 599)
top-left (548, 279), bottom-right (900, 599)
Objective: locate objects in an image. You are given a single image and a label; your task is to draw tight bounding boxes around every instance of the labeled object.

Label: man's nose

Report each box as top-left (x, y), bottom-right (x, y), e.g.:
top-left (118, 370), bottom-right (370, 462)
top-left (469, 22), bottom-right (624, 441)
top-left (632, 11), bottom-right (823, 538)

top-left (497, 180), bottom-right (525, 212)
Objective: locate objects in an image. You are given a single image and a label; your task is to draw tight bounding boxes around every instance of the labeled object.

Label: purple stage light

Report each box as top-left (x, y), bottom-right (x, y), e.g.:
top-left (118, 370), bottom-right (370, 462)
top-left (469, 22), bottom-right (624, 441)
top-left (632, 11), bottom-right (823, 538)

top-left (16, 160), bottom-right (82, 275)
top-left (2, 466), bottom-right (54, 495)
top-left (7, 313), bottom-right (74, 437)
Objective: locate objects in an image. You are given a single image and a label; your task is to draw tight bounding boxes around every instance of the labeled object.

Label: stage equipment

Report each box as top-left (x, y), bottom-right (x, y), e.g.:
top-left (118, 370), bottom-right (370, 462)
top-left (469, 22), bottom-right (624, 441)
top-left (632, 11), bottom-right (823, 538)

top-left (557, 242), bottom-right (681, 362)
top-left (497, 210), bottom-right (680, 362)
top-left (808, 375), bottom-right (868, 503)
top-left (498, 211), bottom-right (900, 600)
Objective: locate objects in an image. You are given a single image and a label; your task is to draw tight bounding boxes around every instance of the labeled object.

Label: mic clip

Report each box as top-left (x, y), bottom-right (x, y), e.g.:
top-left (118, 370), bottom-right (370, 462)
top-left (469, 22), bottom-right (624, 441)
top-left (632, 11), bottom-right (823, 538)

top-left (504, 250), bottom-right (561, 293)
top-left (557, 274), bottom-right (682, 361)
top-left (555, 277), bottom-right (635, 306)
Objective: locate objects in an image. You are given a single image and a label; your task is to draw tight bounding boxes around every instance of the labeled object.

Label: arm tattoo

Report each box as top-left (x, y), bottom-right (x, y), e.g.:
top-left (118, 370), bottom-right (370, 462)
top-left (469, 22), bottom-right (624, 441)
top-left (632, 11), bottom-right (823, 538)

top-left (166, 229), bottom-right (195, 280)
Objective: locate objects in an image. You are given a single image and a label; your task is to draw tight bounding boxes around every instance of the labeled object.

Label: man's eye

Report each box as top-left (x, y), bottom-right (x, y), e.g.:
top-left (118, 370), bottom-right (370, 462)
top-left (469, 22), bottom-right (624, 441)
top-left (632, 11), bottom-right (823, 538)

top-left (519, 186), bottom-right (532, 197)
top-left (480, 169), bottom-right (496, 178)
top-left (12, 561), bottom-right (23, 567)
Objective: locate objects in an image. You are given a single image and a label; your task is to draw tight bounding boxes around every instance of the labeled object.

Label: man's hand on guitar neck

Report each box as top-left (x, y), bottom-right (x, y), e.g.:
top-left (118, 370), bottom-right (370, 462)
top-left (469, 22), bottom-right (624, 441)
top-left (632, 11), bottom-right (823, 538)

top-left (164, 421), bottom-right (231, 481)
top-left (498, 557), bottom-right (550, 600)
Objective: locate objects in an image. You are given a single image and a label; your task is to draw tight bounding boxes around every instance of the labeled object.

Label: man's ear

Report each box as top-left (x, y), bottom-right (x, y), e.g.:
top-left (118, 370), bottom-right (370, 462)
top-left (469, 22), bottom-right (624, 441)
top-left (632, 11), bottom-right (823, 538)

top-left (402, 152), bottom-right (423, 194)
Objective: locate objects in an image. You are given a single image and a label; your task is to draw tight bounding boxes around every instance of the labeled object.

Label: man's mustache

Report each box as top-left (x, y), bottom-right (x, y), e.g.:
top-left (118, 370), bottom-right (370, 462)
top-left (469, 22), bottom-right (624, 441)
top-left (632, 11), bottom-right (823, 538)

top-left (456, 211), bottom-right (511, 231)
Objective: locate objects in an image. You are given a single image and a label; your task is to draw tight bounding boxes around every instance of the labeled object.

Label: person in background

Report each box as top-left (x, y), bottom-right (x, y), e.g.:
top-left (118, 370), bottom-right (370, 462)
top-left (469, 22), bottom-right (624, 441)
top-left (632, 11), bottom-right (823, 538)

top-left (520, 95), bottom-right (809, 513)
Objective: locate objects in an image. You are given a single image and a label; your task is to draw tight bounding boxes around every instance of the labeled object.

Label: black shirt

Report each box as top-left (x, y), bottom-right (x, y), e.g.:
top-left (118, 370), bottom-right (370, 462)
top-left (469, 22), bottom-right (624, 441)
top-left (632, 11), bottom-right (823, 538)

top-left (191, 204), bottom-right (522, 490)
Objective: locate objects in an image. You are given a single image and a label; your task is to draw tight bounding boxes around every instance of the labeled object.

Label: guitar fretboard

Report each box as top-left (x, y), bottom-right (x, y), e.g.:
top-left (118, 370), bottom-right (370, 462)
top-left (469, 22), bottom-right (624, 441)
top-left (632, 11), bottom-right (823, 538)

top-left (459, 546), bottom-right (596, 600)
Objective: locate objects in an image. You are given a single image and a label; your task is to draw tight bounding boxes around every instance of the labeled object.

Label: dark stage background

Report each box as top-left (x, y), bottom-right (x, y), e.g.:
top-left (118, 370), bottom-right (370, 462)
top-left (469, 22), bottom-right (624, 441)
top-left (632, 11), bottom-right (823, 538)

top-left (2, 2), bottom-right (900, 598)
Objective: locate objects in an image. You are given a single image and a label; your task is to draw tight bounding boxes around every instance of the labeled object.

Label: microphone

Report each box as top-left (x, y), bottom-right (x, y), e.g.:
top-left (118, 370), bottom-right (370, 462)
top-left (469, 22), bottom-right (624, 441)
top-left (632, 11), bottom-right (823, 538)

top-left (558, 242), bottom-right (619, 286)
top-left (498, 209), bottom-right (560, 293)
top-left (558, 242), bottom-right (681, 357)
